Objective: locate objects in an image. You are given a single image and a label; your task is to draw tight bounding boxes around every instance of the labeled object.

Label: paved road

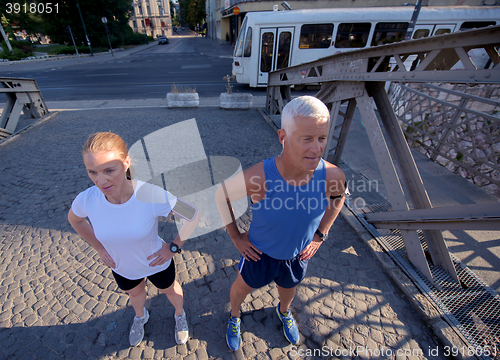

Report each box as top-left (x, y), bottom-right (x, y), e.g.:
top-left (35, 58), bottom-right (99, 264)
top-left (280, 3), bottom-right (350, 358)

top-left (0, 106), bottom-right (449, 359)
top-left (0, 36), bottom-right (267, 101)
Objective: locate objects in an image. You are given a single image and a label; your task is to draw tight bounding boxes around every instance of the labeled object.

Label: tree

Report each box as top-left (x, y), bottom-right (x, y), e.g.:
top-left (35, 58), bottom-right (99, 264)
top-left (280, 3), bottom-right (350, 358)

top-left (0, 1), bottom-right (44, 43)
top-left (186, 0), bottom-right (205, 29)
top-left (39, 0), bottom-right (134, 47)
top-left (169, 0), bottom-right (175, 18)
top-left (0, 0), bottom-right (135, 47)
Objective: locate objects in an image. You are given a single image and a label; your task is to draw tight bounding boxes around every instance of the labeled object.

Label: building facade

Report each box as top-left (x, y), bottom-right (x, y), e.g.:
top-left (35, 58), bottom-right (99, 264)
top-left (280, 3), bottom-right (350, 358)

top-left (129, 0), bottom-right (172, 37)
top-left (206, 0), bottom-right (496, 44)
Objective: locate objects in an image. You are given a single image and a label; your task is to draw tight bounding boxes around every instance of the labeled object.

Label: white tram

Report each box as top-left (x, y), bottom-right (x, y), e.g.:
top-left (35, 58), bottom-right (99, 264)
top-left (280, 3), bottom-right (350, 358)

top-left (232, 6), bottom-right (500, 87)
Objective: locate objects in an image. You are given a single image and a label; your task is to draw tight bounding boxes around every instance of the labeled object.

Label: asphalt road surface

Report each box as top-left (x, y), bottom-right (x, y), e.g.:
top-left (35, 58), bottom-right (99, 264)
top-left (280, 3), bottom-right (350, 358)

top-left (1, 36), bottom-right (271, 101)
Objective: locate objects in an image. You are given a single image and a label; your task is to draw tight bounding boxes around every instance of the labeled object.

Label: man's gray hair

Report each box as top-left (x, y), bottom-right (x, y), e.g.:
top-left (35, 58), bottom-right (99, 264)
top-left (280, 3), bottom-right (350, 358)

top-left (281, 96), bottom-right (330, 135)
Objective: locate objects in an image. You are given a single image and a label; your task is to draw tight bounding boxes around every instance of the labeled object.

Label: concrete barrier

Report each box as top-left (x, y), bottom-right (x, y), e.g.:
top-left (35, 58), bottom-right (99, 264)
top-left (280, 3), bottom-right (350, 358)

top-left (220, 93), bottom-right (252, 109)
top-left (166, 92), bottom-right (199, 108)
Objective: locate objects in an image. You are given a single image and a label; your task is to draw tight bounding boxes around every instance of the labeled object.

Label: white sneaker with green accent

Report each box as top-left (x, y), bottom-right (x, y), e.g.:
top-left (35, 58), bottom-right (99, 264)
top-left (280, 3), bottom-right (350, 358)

top-left (174, 310), bottom-right (189, 345)
top-left (129, 308), bottom-right (149, 347)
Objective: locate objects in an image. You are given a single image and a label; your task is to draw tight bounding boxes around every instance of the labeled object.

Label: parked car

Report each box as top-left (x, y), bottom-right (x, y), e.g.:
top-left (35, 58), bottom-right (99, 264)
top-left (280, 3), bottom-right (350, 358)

top-left (158, 36), bottom-right (169, 45)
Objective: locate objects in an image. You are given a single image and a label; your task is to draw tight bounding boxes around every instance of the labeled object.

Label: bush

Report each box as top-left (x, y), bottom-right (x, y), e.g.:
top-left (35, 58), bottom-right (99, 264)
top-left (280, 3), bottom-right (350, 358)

top-left (0, 39), bottom-right (34, 60)
top-left (0, 47), bottom-right (29, 60)
top-left (120, 26), bottom-right (149, 45)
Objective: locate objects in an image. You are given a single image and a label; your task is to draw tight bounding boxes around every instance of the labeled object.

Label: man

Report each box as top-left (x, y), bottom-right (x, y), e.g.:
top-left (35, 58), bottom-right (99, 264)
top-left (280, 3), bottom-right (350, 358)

top-left (215, 96), bottom-right (347, 350)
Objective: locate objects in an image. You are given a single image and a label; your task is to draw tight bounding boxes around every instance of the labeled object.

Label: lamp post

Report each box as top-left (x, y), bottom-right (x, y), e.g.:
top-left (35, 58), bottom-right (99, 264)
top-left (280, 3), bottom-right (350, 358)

top-left (101, 17), bottom-right (114, 56)
top-left (76, 0), bottom-right (93, 56)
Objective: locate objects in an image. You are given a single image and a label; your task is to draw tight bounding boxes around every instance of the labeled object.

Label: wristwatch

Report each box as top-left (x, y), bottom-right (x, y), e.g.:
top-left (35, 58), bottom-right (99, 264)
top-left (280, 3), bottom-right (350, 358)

top-left (169, 242), bottom-right (181, 254)
top-left (315, 229), bottom-right (327, 242)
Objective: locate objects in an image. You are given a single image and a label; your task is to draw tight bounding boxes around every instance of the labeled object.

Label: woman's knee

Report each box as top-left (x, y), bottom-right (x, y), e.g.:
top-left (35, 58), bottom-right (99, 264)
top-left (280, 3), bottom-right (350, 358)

top-left (126, 280), bottom-right (146, 297)
top-left (160, 280), bottom-right (181, 295)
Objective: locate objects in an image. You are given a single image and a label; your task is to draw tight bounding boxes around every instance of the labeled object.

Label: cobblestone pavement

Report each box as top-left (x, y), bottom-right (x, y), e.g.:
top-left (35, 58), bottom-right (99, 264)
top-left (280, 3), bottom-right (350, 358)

top-left (0, 108), bottom-right (448, 359)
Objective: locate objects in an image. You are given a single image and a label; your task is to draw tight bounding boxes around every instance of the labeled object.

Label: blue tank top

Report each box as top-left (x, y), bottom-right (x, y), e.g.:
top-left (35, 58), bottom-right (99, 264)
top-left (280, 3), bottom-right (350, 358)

top-left (248, 157), bottom-right (328, 260)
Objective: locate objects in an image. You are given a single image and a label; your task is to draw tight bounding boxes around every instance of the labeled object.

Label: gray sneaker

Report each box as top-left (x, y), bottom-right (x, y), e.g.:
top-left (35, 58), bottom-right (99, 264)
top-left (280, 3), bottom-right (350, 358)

top-left (129, 308), bottom-right (149, 346)
top-left (174, 310), bottom-right (189, 345)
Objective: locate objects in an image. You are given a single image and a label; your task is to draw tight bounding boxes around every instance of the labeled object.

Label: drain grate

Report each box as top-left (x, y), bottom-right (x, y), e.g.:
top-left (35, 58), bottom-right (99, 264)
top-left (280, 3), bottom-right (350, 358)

top-left (377, 228), bottom-right (500, 360)
top-left (341, 163), bottom-right (500, 360)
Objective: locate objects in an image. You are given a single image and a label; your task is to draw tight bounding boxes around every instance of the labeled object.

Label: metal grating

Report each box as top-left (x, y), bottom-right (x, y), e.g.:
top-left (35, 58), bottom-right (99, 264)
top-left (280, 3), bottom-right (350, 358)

top-left (342, 163), bottom-right (500, 360)
top-left (377, 226), bottom-right (500, 360)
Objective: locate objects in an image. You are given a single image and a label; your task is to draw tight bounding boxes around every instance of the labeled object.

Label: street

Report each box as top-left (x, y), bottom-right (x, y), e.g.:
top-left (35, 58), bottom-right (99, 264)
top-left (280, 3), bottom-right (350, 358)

top-left (1, 35), bottom-right (269, 101)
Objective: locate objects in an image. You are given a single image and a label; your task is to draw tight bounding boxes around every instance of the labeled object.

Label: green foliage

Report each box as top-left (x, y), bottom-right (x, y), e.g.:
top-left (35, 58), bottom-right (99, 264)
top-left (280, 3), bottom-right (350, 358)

top-left (172, 15), bottom-right (180, 27)
top-left (0, 39), bottom-right (34, 60)
top-left (120, 25), bottom-right (148, 45)
top-left (0, 47), bottom-right (29, 60)
top-left (37, 0), bottom-right (134, 47)
top-left (179, 0), bottom-right (205, 29)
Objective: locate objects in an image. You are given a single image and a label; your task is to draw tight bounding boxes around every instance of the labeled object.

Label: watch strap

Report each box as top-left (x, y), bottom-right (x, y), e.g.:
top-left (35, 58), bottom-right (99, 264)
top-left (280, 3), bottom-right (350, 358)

top-left (169, 242), bottom-right (181, 253)
top-left (315, 229), bottom-right (327, 241)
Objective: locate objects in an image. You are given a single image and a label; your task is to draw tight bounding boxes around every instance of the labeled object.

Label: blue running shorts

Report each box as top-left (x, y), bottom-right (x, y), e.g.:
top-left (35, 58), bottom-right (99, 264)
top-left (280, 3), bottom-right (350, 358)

top-left (238, 252), bottom-right (309, 289)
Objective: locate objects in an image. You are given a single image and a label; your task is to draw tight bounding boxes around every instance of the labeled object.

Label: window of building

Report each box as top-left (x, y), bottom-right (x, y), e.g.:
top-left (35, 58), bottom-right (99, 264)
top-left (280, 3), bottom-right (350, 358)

top-left (244, 27), bottom-right (252, 57)
top-left (335, 23), bottom-right (371, 48)
top-left (459, 21), bottom-right (495, 31)
top-left (371, 22), bottom-right (409, 46)
top-left (299, 24), bottom-right (333, 49)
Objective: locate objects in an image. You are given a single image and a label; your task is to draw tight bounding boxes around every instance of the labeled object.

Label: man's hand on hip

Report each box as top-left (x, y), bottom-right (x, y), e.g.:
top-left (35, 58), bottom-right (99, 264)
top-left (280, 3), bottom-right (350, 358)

top-left (299, 237), bottom-right (322, 260)
top-left (233, 231), bottom-right (262, 261)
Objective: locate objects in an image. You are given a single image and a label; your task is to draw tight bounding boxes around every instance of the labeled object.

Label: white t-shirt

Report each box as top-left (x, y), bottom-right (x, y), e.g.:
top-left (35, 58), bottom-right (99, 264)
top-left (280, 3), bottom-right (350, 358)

top-left (71, 180), bottom-right (177, 280)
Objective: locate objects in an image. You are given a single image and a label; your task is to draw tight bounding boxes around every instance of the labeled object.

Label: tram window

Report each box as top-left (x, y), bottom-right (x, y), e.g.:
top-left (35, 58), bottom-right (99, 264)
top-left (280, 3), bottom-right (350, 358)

top-left (277, 32), bottom-right (292, 70)
top-left (412, 29), bottom-right (429, 39)
top-left (459, 21), bottom-right (495, 31)
top-left (335, 23), bottom-right (371, 48)
top-left (260, 32), bottom-right (274, 73)
top-left (234, 18), bottom-right (248, 57)
top-left (434, 28), bottom-right (451, 36)
top-left (244, 27), bottom-right (252, 57)
top-left (371, 22), bottom-right (408, 46)
top-left (299, 24), bottom-right (333, 49)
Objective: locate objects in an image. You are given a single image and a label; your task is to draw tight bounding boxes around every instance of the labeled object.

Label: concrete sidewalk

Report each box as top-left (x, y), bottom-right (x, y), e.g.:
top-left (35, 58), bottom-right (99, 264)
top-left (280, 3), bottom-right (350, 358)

top-left (0, 106), bottom-right (451, 359)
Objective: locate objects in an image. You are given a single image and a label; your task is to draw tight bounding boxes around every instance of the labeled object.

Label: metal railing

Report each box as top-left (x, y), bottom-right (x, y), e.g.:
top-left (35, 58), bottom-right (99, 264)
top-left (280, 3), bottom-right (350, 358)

top-left (264, 25), bottom-right (500, 357)
top-left (0, 77), bottom-right (48, 139)
top-left (389, 82), bottom-right (500, 194)
top-left (265, 25), bottom-right (500, 286)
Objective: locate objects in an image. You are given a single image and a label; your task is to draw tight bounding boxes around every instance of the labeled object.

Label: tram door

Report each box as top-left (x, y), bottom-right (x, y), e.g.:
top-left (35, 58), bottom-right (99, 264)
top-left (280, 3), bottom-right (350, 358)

top-left (258, 27), bottom-right (294, 86)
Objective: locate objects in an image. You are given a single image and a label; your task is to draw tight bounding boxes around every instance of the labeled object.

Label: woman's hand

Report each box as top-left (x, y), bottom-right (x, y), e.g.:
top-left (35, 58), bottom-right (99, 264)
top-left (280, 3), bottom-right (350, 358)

top-left (97, 247), bottom-right (116, 268)
top-left (233, 231), bottom-right (262, 261)
top-left (147, 242), bottom-right (174, 267)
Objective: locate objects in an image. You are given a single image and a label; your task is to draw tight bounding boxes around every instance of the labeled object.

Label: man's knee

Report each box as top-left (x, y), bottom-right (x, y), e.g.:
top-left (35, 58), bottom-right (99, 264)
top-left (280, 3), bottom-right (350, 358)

top-left (231, 273), bottom-right (253, 296)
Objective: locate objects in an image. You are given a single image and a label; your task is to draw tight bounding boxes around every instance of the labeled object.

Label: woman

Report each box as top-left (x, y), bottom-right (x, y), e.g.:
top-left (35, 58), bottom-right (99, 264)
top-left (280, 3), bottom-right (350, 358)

top-left (68, 132), bottom-right (199, 347)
